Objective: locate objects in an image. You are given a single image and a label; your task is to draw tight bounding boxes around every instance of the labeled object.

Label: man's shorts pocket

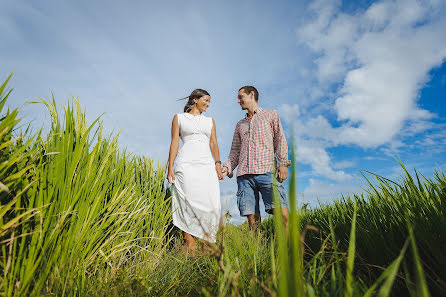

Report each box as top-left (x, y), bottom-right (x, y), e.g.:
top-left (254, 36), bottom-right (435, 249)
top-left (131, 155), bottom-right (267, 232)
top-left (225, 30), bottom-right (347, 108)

top-left (236, 188), bottom-right (244, 211)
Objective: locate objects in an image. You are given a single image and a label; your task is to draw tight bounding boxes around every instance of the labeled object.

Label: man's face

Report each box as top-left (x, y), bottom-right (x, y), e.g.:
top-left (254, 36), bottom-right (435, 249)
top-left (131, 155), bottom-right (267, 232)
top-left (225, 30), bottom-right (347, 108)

top-left (237, 89), bottom-right (254, 110)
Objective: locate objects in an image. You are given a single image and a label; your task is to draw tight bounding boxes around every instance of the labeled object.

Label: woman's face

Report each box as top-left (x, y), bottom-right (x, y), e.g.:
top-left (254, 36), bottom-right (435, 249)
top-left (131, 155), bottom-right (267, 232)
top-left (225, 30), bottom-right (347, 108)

top-left (194, 95), bottom-right (211, 113)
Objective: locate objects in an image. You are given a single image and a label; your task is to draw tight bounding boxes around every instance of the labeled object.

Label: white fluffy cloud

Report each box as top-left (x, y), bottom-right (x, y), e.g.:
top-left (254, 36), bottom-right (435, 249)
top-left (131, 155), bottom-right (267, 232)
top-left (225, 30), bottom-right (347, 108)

top-left (279, 103), bottom-right (352, 181)
top-left (291, 0), bottom-right (446, 183)
top-left (296, 140), bottom-right (352, 181)
top-left (299, 0), bottom-right (446, 148)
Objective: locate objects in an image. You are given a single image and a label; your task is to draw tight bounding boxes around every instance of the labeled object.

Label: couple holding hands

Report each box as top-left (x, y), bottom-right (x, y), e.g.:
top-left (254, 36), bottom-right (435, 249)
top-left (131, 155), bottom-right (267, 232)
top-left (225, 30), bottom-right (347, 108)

top-left (167, 86), bottom-right (291, 250)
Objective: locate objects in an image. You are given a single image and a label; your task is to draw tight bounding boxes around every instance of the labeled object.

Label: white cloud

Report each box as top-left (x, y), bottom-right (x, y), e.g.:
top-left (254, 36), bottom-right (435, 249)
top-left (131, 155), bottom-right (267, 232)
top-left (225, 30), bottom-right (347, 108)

top-left (284, 0), bottom-right (446, 183)
top-left (296, 141), bottom-right (352, 181)
top-left (279, 103), bottom-right (351, 181)
top-left (298, 0), bottom-right (446, 148)
top-left (363, 156), bottom-right (387, 161)
top-left (413, 126), bottom-right (446, 154)
top-left (279, 103), bottom-right (300, 123)
top-left (332, 160), bottom-right (356, 169)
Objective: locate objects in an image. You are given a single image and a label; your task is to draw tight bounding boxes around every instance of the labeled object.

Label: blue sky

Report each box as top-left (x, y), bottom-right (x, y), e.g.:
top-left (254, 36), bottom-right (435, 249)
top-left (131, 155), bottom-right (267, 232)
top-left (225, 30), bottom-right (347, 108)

top-left (1, 0), bottom-right (445, 224)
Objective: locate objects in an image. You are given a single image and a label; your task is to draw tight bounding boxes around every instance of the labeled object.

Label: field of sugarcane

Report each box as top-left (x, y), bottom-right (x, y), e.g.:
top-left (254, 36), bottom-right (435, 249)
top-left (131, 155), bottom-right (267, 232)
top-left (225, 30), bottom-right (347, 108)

top-left (1, 73), bottom-right (445, 297)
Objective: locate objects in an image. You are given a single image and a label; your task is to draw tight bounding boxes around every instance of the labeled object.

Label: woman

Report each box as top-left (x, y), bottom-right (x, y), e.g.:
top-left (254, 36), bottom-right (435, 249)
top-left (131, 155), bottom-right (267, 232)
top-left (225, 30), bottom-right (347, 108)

top-left (167, 89), bottom-right (223, 251)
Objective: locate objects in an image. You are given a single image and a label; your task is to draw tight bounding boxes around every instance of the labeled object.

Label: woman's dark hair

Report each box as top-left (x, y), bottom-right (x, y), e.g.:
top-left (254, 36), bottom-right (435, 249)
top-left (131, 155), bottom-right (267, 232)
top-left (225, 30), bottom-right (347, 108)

top-left (183, 89), bottom-right (210, 112)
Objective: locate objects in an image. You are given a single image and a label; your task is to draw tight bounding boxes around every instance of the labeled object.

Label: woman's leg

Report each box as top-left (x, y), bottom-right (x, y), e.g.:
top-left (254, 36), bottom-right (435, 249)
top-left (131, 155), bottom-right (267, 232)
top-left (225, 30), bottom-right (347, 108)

top-left (183, 232), bottom-right (197, 251)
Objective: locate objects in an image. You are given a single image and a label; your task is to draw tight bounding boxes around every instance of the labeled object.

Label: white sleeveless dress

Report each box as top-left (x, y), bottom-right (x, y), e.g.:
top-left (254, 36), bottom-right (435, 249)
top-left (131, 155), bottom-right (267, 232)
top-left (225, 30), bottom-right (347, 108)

top-left (172, 113), bottom-right (221, 242)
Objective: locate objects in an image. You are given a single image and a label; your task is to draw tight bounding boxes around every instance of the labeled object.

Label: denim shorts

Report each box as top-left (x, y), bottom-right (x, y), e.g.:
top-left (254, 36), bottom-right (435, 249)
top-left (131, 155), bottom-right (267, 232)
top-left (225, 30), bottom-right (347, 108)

top-left (236, 171), bottom-right (288, 216)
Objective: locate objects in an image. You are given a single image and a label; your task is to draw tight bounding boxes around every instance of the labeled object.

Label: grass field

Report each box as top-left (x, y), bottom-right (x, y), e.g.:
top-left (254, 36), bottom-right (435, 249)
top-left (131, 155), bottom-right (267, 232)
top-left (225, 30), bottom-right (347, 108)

top-left (1, 74), bottom-right (445, 296)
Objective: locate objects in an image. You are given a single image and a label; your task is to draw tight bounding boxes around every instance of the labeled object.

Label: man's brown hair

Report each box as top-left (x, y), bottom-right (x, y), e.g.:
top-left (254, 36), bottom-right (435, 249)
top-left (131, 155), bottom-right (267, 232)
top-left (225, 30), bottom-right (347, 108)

top-left (239, 85), bottom-right (259, 102)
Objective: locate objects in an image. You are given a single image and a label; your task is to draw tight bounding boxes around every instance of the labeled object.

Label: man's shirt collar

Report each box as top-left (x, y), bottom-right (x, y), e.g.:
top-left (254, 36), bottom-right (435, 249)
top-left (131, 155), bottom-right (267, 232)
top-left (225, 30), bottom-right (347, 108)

top-left (245, 107), bottom-right (263, 119)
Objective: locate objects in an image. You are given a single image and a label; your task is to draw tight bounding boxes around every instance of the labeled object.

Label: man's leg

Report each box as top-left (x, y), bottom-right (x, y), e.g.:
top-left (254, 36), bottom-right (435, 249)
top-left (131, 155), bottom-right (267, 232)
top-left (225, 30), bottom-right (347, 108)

top-left (246, 190), bottom-right (261, 230)
top-left (247, 213), bottom-right (261, 231)
top-left (237, 175), bottom-right (260, 230)
top-left (281, 207), bottom-right (289, 233)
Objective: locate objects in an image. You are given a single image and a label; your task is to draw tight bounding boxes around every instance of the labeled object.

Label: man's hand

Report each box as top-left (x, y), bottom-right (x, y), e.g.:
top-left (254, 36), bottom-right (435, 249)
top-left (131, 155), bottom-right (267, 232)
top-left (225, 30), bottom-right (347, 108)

top-left (222, 166), bottom-right (233, 178)
top-left (276, 166), bottom-right (288, 183)
top-left (222, 166), bottom-right (228, 176)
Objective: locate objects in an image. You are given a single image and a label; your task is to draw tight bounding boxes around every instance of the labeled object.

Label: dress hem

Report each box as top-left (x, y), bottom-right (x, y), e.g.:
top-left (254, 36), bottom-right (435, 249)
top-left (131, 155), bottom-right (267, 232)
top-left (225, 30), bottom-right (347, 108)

top-left (172, 220), bottom-right (218, 243)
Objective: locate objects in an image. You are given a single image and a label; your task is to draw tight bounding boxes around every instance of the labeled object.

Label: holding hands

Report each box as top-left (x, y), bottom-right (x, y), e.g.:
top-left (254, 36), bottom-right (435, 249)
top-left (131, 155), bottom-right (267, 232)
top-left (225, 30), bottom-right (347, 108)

top-left (221, 165), bottom-right (232, 178)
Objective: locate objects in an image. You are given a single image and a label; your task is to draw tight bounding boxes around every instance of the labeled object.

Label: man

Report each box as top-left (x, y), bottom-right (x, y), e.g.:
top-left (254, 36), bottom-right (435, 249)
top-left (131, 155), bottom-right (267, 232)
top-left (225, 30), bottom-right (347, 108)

top-left (222, 86), bottom-right (291, 230)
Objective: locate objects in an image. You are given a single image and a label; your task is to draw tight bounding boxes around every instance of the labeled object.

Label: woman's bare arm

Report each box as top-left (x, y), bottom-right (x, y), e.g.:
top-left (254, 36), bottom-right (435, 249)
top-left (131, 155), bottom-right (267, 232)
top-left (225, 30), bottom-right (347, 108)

top-left (167, 114), bottom-right (180, 183)
top-left (209, 118), bottom-right (223, 180)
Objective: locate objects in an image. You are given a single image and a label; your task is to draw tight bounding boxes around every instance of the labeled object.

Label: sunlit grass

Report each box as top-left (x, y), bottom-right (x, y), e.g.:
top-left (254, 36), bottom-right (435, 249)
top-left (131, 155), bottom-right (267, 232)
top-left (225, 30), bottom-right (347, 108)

top-left (1, 73), bottom-right (444, 296)
top-left (0, 74), bottom-right (172, 296)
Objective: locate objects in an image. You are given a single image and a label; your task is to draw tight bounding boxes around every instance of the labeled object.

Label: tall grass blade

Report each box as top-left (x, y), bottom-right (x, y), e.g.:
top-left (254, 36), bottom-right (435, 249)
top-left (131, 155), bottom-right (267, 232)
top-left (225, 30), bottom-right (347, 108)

top-left (287, 138), bottom-right (304, 296)
top-left (408, 223), bottom-right (430, 297)
top-left (345, 204), bottom-right (357, 297)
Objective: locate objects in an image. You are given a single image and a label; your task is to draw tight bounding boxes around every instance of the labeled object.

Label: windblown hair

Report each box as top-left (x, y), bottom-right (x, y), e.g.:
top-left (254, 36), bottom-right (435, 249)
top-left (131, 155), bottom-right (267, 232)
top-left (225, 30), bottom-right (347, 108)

top-left (239, 85), bottom-right (259, 102)
top-left (183, 89), bottom-right (210, 112)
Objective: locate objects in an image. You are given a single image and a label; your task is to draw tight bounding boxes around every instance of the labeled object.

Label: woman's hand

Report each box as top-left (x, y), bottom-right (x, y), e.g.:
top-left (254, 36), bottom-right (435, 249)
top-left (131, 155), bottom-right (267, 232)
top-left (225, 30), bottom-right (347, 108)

top-left (215, 163), bottom-right (224, 180)
top-left (167, 167), bottom-right (175, 184)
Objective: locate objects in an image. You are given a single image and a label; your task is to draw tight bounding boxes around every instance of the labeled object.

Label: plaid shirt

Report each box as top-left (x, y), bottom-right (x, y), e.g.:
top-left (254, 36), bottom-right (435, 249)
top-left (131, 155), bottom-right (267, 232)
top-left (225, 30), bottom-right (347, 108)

top-left (223, 107), bottom-right (291, 177)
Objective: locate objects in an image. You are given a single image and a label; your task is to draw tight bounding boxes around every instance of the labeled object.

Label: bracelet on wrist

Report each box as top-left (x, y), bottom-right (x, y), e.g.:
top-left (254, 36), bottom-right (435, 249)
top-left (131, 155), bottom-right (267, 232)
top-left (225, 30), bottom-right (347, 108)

top-left (215, 160), bottom-right (222, 165)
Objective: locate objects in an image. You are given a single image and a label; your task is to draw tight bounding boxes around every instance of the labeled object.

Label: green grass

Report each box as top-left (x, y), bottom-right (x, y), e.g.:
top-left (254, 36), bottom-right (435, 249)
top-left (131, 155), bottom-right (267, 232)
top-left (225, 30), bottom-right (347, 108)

top-left (1, 75), bottom-right (172, 296)
top-left (1, 73), bottom-right (444, 296)
top-left (292, 165), bottom-right (446, 296)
